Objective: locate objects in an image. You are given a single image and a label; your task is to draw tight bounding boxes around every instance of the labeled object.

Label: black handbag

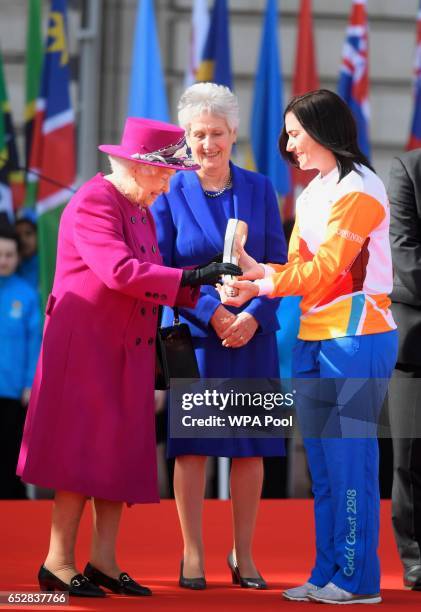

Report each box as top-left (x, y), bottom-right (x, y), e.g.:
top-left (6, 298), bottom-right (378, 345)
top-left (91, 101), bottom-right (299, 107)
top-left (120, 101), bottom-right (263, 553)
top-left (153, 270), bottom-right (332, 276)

top-left (155, 308), bottom-right (200, 390)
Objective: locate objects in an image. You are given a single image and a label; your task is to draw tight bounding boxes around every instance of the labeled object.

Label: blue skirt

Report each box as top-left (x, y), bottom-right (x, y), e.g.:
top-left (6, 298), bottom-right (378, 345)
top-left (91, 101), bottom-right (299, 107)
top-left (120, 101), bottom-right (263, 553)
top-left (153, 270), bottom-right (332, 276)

top-left (167, 332), bottom-right (285, 458)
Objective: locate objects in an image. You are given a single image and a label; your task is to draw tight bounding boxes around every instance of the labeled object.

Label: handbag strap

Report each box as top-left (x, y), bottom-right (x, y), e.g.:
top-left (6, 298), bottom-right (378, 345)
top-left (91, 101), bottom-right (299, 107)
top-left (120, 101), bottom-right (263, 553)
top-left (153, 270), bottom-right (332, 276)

top-left (173, 307), bottom-right (180, 325)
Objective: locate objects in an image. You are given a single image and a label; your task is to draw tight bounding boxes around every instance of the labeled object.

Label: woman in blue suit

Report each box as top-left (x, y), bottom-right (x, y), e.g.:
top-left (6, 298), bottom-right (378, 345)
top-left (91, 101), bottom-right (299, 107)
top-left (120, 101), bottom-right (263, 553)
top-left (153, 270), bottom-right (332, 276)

top-left (152, 83), bottom-right (287, 589)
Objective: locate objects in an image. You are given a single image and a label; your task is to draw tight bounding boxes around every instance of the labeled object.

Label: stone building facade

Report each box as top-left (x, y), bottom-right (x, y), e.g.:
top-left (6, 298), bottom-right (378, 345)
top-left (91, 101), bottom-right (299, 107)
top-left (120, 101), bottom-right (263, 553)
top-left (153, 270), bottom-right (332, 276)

top-left (0, 0), bottom-right (419, 184)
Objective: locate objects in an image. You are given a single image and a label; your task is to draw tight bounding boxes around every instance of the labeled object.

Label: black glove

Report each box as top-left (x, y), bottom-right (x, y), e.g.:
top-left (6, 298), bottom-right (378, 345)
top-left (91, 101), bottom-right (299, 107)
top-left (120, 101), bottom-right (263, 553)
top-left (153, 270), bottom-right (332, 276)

top-left (203, 252), bottom-right (224, 265)
top-left (181, 262), bottom-right (242, 287)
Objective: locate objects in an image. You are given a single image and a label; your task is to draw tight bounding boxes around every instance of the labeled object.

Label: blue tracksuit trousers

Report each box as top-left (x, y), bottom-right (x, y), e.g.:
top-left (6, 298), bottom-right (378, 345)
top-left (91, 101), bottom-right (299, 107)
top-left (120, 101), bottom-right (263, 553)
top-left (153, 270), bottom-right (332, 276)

top-left (292, 331), bottom-right (398, 594)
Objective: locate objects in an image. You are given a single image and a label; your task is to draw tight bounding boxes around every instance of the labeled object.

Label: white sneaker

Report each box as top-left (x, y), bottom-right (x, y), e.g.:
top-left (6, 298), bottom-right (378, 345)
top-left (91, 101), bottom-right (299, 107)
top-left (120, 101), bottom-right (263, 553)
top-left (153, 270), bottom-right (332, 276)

top-left (308, 581), bottom-right (382, 604)
top-left (282, 581), bottom-right (320, 601)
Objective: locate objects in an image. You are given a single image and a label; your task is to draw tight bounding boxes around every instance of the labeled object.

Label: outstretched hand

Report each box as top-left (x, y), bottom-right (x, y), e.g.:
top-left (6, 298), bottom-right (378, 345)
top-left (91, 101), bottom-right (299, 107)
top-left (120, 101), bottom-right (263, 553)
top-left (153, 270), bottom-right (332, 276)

top-left (216, 279), bottom-right (259, 307)
top-left (234, 241), bottom-right (265, 281)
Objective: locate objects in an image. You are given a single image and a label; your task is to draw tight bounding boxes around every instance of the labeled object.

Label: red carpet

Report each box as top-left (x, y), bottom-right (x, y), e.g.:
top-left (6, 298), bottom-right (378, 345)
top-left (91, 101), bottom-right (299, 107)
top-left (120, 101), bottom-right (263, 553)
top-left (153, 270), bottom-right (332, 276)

top-left (1, 500), bottom-right (420, 610)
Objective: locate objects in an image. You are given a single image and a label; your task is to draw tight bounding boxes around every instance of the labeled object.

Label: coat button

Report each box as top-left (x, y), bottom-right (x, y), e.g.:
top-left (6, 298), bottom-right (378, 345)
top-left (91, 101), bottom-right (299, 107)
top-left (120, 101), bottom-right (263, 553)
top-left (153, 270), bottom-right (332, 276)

top-left (140, 246), bottom-right (146, 253)
top-left (145, 291), bottom-right (151, 297)
top-left (153, 292), bottom-right (159, 299)
top-left (141, 217), bottom-right (147, 224)
top-left (160, 294), bottom-right (167, 300)
top-left (148, 337), bottom-right (154, 345)
top-left (131, 216), bottom-right (136, 223)
top-left (152, 245), bottom-right (157, 253)
top-left (135, 337), bottom-right (141, 345)
top-left (140, 307), bottom-right (146, 316)
top-left (152, 306), bottom-right (157, 314)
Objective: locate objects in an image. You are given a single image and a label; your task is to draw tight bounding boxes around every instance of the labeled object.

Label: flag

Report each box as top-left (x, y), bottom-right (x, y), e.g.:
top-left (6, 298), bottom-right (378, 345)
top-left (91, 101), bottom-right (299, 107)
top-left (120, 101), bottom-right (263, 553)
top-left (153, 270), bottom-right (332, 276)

top-left (185, 0), bottom-right (210, 87)
top-left (283, 0), bottom-right (319, 220)
top-left (196, 0), bottom-right (232, 88)
top-left (28, 0), bottom-right (76, 306)
top-left (24, 0), bottom-right (44, 209)
top-left (337, 0), bottom-right (370, 158)
top-left (127, 0), bottom-right (169, 121)
top-left (0, 50), bottom-right (22, 224)
top-left (292, 0), bottom-right (319, 98)
top-left (407, 1), bottom-right (421, 150)
top-left (25, 0), bottom-right (43, 169)
top-left (250, 0), bottom-right (290, 197)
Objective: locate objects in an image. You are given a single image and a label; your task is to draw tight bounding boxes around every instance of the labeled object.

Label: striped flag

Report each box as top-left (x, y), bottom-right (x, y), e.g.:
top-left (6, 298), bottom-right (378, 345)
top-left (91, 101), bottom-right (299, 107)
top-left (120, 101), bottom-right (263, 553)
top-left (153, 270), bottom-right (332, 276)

top-left (337, 0), bottom-right (371, 158)
top-left (127, 0), bottom-right (169, 121)
top-left (407, 1), bottom-right (421, 150)
top-left (292, 0), bottom-right (319, 98)
top-left (284, 0), bottom-right (319, 220)
top-left (185, 0), bottom-right (210, 87)
top-left (0, 50), bottom-right (22, 224)
top-left (250, 0), bottom-right (290, 198)
top-left (196, 0), bottom-right (232, 88)
top-left (28, 0), bottom-right (76, 306)
top-left (25, 0), bottom-right (43, 172)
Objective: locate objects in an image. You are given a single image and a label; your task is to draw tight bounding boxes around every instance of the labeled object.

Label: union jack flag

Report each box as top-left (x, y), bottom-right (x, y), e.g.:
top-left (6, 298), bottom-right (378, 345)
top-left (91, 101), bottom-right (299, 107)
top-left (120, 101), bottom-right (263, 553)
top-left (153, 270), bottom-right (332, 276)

top-left (407, 1), bottom-right (421, 150)
top-left (337, 0), bottom-right (370, 158)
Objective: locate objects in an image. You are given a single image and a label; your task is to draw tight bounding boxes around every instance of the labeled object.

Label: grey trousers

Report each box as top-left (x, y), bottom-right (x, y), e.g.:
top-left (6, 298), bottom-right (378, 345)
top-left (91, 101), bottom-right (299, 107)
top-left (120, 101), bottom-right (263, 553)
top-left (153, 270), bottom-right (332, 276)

top-left (388, 366), bottom-right (421, 570)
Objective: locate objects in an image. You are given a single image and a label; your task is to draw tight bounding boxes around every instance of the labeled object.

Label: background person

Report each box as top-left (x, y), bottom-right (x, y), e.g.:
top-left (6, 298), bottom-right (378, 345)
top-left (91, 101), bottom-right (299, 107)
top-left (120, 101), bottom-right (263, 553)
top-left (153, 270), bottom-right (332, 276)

top-left (15, 213), bottom-right (39, 290)
top-left (219, 89), bottom-right (398, 605)
top-left (388, 149), bottom-right (421, 591)
top-left (17, 117), bottom-right (239, 598)
top-left (152, 82), bottom-right (287, 590)
top-left (0, 226), bottom-right (40, 499)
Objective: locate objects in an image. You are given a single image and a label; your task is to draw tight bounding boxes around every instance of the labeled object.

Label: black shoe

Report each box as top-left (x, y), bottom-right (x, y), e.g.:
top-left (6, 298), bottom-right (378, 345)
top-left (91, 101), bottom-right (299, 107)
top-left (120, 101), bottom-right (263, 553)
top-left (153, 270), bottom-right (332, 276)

top-left (84, 562), bottom-right (152, 596)
top-left (404, 565), bottom-right (421, 590)
top-left (227, 552), bottom-right (267, 590)
top-left (179, 560), bottom-right (206, 590)
top-left (38, 565), bottom-right (106, 598)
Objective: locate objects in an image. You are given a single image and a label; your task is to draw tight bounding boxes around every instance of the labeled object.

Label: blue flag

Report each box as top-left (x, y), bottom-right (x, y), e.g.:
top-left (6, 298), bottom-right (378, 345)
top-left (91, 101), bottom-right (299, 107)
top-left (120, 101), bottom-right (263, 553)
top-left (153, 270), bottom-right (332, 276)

top-left (127, 0), bottom-right (169, 120)
top-left (251, 0), bottom-right (290, 196)
top-left (196, 0), bottom-right (232, 88)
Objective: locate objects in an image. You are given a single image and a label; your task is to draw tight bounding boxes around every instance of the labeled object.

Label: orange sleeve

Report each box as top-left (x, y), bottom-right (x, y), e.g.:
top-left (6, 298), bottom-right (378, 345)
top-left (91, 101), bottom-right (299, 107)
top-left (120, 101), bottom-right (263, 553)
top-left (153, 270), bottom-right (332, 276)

top-left (262, 192), bottom-right (385, 297)
top-left (286, 220), bottom-right (301, 265)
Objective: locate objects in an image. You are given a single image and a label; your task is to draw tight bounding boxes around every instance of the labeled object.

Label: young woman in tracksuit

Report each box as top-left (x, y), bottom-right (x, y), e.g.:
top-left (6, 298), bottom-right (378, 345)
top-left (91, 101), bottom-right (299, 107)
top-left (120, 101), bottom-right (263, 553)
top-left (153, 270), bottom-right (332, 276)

top-left (219, 89), bottom-right (398, 605)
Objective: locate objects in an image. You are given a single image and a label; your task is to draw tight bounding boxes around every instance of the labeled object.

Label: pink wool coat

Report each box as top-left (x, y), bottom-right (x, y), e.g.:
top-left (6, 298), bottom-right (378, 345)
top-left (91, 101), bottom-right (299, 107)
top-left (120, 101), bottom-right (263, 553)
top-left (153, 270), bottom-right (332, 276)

top-left (17, 174), bottom-right (198, 504)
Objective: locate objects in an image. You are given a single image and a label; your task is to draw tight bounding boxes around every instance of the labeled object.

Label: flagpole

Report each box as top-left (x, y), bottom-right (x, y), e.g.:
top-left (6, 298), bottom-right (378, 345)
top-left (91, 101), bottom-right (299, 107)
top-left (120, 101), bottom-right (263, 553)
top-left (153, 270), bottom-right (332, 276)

top-left (77, 0), bottom-right (102, 182)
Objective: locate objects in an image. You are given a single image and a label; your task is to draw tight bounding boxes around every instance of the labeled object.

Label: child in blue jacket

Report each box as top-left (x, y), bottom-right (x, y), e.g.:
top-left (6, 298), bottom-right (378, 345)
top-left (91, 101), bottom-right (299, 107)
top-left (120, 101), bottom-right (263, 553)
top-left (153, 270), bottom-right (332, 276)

top-left (0, 226), bottom-right (41, 498)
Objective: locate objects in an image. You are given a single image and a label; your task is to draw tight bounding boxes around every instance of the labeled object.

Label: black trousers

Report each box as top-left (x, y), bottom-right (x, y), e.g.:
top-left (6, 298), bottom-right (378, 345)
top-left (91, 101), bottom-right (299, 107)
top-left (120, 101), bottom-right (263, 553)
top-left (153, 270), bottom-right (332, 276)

top-left (388, 366), bottom-right (421, 570)
top-left (0, 397), bottom-right (27, 499)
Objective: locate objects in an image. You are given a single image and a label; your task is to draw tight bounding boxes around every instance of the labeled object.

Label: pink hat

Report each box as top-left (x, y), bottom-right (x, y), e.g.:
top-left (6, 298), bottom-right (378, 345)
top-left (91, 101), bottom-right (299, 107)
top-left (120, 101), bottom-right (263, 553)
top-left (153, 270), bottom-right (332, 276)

top-left (98, 117), bottom-right (199, 171)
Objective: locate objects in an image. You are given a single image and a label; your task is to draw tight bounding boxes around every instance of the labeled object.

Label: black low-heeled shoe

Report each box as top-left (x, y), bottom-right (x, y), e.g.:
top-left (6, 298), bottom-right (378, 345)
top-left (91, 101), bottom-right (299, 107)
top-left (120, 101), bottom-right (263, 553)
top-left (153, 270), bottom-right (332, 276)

top-left (179, 560), bottom-right (206, 590)
top-left (84, 562), bottom-right (152, 596)
top-left (38, 565), bottom-right (106, 598)
top-left (227, 552), bottom-right (268, 590)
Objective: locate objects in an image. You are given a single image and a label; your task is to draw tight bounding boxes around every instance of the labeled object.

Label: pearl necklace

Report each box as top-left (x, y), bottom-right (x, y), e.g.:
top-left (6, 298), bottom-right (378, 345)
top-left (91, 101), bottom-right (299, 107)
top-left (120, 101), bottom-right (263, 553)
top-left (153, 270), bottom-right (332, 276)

top-left (202, 171), bottom-right (233, 198)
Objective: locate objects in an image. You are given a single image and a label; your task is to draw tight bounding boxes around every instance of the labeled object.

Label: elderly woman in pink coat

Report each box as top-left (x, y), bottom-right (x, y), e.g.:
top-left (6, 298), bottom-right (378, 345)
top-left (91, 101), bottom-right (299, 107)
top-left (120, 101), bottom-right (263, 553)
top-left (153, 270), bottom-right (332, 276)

top-left (17, 118), bottom-right (239, 598)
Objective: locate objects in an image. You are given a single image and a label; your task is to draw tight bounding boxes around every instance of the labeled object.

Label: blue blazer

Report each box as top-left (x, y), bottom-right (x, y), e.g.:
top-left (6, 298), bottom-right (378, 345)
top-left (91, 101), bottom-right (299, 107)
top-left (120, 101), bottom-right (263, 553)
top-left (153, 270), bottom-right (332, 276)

top-left (152, 163), bottom-right (287, 337)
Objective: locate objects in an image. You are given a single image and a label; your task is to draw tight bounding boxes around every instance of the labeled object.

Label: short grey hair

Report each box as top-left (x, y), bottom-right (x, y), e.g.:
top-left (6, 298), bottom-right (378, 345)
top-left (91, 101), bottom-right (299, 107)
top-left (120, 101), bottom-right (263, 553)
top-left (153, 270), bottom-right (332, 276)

top-left (108, 155), bottom-right (138, 177)
top-left (108, 155), bottom-right (160, 186)
top-left (178, 82), bottom-right (240, 133)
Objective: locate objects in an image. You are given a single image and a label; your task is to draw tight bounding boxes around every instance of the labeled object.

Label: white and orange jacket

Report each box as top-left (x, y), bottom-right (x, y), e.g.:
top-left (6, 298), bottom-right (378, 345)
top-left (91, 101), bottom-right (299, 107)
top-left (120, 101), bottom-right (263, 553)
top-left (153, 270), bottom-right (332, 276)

top-left (256, 164), bottom-right (396, 341)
